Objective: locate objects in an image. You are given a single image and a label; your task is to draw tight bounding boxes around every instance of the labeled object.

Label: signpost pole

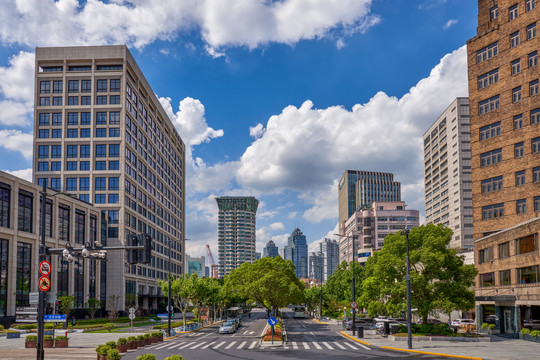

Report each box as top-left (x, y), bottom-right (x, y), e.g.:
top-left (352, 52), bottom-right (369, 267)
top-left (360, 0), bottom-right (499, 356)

top-left (36, 186), bottom-right (47, 360)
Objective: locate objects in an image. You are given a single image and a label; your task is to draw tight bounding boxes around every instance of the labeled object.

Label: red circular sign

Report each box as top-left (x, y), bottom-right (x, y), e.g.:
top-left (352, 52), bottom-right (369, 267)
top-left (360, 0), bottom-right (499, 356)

top-left (350, 301), bottom-right (358, 309)
top-left (39, 276), bottom-right (51, 292)
top-left (39, 260), bottom-right (51, 276)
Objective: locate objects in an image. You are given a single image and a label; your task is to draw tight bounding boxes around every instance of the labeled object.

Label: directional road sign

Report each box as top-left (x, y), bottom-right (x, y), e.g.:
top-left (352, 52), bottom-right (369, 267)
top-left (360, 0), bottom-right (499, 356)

top-left (39, 260), bottom-right (51, 276)
top-left (350, 301), bottom-right (357, 309)
top-left (38, 276), bottom-right (51, 292)
top-left (44, 314), bottom-right (66, 322)
top-left (268, 317), bottom-right (277, 326)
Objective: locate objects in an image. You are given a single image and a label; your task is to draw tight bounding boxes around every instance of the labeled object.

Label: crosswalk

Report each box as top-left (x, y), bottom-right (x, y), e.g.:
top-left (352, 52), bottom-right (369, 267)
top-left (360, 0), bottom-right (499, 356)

top-left (184, 329), bottom-right (255, 337)
top-left (146, 339), bottom-right (369, 351)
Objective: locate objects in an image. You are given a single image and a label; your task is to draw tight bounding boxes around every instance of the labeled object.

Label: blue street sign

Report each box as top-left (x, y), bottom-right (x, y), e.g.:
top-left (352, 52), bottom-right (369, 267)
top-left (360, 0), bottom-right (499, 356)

top-left (268, 317), bottom-right (277, 326)
top-left (44, 314), bottom-right (66, 322)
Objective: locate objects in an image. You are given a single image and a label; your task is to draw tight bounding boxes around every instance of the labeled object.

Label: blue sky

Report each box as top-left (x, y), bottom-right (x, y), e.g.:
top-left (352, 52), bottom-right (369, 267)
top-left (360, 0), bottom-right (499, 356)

top-left (0, 0), bottom-right (477, 260)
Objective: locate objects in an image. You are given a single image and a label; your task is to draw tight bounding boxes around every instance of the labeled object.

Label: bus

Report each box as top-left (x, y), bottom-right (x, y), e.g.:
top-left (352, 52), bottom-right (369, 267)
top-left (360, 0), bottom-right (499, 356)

top-left (293, 305), bottom-right (306, 318)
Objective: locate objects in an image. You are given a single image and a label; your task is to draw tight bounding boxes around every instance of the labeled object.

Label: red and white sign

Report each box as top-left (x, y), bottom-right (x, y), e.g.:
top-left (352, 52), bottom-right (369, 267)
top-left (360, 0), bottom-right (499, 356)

top-left (38, 276), bottom-right (51, 292)
top-left (350, 301), bottom-right (357, 309)
top-left (39, 260), bottom-right (51, 276)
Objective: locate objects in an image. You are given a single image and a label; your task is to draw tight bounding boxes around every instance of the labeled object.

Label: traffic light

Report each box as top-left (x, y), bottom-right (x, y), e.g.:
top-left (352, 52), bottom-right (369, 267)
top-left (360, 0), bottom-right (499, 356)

top-left (139, 233), bottom-right (152, 264)
top-left (126, 234), bottom-right (139, 264)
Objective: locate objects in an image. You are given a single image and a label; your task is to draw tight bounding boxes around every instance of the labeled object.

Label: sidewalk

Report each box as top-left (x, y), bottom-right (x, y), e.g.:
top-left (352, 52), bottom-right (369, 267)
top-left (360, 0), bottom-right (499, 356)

top-left (341, 329), bottom-right (540, 360)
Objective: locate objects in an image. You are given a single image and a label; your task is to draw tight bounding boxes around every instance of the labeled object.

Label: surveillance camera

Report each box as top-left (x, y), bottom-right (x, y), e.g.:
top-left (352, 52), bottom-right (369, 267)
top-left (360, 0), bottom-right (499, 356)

top-left (82, 248), bottom-right (89, 258)
top-left (94, 241), bottom-right (102, 248)
top-left (63, 248), bottom-right (69, 258)
top-left (67, 254), bottom-right (74, 263)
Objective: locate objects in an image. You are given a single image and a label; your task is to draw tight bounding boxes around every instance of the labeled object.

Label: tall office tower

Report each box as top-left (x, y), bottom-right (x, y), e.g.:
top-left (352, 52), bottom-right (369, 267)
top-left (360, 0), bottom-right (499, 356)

top-left (187, 256), bottom-right (205, 277)
top-left (319, 238), bottom-right (339, 282)
top-left (216, 196), bottom-right (259, 277)
top-left (424, 98), bottom-right (474, 249)
top-left (338, 170), bottom-right (401, 227)
top-left (339, 201), bottom-right (419, 263)
top-left (467, 1), bottom-right (540, 239)
top-left (262, 239), bottom-right (279, 258)
top-left (32, 46), bottom-right (186, 311)
top-left (308, 252), bottom-right (324, 283)
top-left (284, 228), bottom-right (308, 279)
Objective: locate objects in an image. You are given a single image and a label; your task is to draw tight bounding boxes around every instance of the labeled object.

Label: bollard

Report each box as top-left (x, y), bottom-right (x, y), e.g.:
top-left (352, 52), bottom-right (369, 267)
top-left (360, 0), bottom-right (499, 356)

top-left (357, 326), bottom-right (364, 338)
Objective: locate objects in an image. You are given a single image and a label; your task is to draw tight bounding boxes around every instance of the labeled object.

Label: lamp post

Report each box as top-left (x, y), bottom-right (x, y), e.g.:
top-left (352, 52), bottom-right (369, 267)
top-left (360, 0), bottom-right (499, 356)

top-left (319, 281), bottom-right (323, 320)
top-left (405, 229), bottom-right (412, 350)
top-left (334, 233), bottom-right (358, 335)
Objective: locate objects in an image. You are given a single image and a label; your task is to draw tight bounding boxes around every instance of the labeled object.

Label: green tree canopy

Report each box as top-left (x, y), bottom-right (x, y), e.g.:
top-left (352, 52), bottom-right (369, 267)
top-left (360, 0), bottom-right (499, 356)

top-left (159, 273), bottom-right (199, 327)
top-left (224, 256), bottom-right (305, 310)
top-left (359, 224), bottom-right (477, 322)
top-left (325, 261), bottom-right (364, 303)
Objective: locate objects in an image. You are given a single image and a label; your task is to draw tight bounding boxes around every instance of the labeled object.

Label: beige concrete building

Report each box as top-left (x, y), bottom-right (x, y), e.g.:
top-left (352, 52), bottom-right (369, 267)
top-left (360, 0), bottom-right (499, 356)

top-left (424, 97), bottom-right (474, 249)
top-left (0, 170), bottom-right (104, 324)
top-left (32, 46), bottom-right (186, 312)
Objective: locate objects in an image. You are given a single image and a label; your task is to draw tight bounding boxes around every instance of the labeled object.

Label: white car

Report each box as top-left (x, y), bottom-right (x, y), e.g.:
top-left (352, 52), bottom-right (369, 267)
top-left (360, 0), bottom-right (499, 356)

top-left (451, 319), bottom-right (475, 328)
top-left (219, 321), bottom-right (237, 334)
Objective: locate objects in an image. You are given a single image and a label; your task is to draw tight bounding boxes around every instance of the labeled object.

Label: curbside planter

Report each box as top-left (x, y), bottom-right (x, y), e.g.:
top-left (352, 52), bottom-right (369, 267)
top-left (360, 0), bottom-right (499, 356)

top-left (520, 333), bottom-right (540, 343)
top-left (7, 332), bottom-right (21, 339)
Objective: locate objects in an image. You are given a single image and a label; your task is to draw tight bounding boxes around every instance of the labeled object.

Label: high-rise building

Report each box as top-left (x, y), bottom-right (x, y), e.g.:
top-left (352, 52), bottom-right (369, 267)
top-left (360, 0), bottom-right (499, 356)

top-left (319, 238), bottom-right (339, 282)
top-left (187, 256), bottom-right (205, 277)
top-left (467, 1), bottom-right (540, 239)
top-left (32, 46), bottom-right (186, 311)
top-left (284, 228), bottom-right (308, 279)
top-left (338, 170), bottom-right (401, 227)
top-left (424, 98), bottom-right (474, 249)
top-left (308, 252), bottom-right (324, 283)
top-left (340, 201), bottom-right (419, 263)
top-left (216, 196), bottom-right (259, 277)
top-left (262, 239), bottom-right (279, 258)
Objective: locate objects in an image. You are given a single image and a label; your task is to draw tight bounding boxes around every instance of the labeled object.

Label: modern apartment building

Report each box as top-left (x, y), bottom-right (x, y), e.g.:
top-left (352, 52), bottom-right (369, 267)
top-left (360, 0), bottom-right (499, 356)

top-left (467, 0), bottom-right (540, 239)
top-left (0, 170), bottom-right (105, 324)
top-left (262, 239), bottom-right (279, 258)
top-left (187, 256), bottom-right (205, 277)
top-left (338, 170), bottom-right (401, 228)
top-left (32, 46), bottom-right (186, 311)
top-left (308, 252), bottom-right (324, 282)
top-left (339, 201), bottom-right (419, 263)
top-left (319, 238), bottom-right (339, 282)
top-left (424, 98), bottom-right (474, 249)
top-left (284, 228), bottom-right (308, 279)
top-left (216, 196), bottom-right (259, 277)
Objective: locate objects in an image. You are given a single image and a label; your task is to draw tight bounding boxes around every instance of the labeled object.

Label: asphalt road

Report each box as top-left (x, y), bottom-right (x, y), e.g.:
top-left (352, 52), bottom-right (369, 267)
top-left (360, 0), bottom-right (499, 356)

top-left (122, 308), bottom-right (448, 360)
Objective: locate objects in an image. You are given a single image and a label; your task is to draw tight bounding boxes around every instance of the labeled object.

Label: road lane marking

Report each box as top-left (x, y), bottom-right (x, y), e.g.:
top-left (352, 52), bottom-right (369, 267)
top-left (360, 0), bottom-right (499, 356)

top-left (190, 341), bottom-right (206, 349)
top-left (213, 341), bottom-right (226, 349)
top-left (225, 341), bottom-right (237, 349)
top-left (177, 342), bottom-right (194, 349)
top-left (309, 331), bottom-right (315, 336)
top-left (292, 341), bottom-right (298, 349)
top-left (154, 343), bottom-right (172, 349)
top-left (313, 342), bottom-right (322, 349)
top-left (322, 342), bottom-right (334, 350)
top-left (237, 341), bottom-right (247, 349)
top-left (248, 341), bottom-right (258, 349)
top-left (167, 342), bottom-right (185, 350)
top-left (343, 342), bottom-right (359, 350)
top-left (356, 342), bottom-right (371, 350)
top-left (335, 342), bottom-right (347, 350)
top-left (201, 341), bottom-right (216, 349)
top-left (302, 342), bottom-right (310, 349)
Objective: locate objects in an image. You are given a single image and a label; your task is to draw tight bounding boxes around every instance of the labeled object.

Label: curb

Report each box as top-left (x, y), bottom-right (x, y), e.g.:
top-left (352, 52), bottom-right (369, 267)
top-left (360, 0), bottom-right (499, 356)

top-left (381, 346), bottom-right (483, 360)
top-left (312, 318), bottom-right (329, 325)
top-left (340, 331), bottom-right (372, 346)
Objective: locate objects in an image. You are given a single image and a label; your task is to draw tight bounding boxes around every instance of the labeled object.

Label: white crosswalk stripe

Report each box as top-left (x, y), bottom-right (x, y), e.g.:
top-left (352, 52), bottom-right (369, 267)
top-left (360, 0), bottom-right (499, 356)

top-left (213, 341), bottom-right (226, 349)
top-left (322, 341), bottom-right (334, 350)
top-left (248, 340), bottom-right (258, 349)
top-left (343, 342), bottom-right (358, 350)
top-left (237, 341), bottom-right (247, 349)
top-left (312, 341), bottom-right (322, 349)
top-left (201, 341), bottom-right (216, 349)
top-left (166, 342), bottom-right (185, 350)
top-left (302, 341), bottom-right (310, 349)
top-left (169, 339), bottom-right (368, 351)
top-left (189, 341), bottom-right (207, 349)
top-left (225, 341), bottom-right (237, 349)
top-left (154, 342), bottom-right (172, 350)
top-left (177, 342), bottom-right (195, 349)
top-left (292, 341), bottom-right (298, 349)
top-left (334, 342), bottom-right (346, 350)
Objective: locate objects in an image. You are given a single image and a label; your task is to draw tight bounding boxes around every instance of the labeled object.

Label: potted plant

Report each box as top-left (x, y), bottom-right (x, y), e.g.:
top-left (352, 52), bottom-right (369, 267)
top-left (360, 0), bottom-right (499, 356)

top-left (137, 354), bottom-right (156, 360)
top-left (116, 337), bottom-right (128, 353)
top-left (55, 335), bottom-right (69, 348)
top-left (44, 335), bottom-right (53, 348)
top-left (106, 348), bottom-right (121, 360)
top-left (105, 340), bottom-right (117, 350)
top-left (137, 334), bottom-right (145, 347)
top-left (157, 330), bottom-right (164, 341)
top-left (7, 330), bottom-right (21, 339)
top-left (150, 332), bottom-right (159, 343)
top-left (127, 336), bottom-right (137, 350)
top-left (25, 335), bottom-right (37, 348)
top-left (144, 333), bottom-right (151, 345)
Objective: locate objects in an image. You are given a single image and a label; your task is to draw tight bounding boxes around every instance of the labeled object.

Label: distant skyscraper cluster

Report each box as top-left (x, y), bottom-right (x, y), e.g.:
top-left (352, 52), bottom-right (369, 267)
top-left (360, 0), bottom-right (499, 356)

top-left (263, 239), bottom-right (279, 258)
top-left (284, 228), bottom-right (308, 279)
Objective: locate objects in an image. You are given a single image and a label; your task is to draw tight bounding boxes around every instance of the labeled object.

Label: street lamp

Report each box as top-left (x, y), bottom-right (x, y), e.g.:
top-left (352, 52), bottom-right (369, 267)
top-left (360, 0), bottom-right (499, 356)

top-left (404, 229), bottom-right (412, 350)
top-left (334, 233), bottom-right (358, 335)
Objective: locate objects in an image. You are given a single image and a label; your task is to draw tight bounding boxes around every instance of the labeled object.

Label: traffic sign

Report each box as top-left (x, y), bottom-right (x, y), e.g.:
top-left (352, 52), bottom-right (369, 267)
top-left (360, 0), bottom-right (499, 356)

top-left (39, 260), bottom-right (51, 276)
top-left (29, 292), bottom-right (39, 305)
top-left (268, 317), bottom-right (277, 326)
top-left (129, 307), bottom-right (136, 314)
top-left (128, 313), bottom-right (136, 320)
top-left (350, 301), bottom-right (357, 309)
top-left (44, 314), bottom-right (66, 322)
top-left (38, 276), bottom-right (51, 292)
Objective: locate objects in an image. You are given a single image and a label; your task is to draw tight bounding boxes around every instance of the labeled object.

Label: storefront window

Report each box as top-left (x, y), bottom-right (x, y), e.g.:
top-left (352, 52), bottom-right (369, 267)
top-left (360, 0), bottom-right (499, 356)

top-left (16, 243), bottom-right (32, 305)
top-left (518, 265), bottom-right (538, 284)
top-left (480, 272), bottom-right (495, 287)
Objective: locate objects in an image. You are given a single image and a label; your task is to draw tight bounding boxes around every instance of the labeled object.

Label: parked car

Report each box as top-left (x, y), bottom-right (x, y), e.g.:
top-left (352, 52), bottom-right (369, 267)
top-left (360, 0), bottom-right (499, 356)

top-left (451, 319), bottom-right (475, 329)
top-left (417, 318), bottom-right (444, 325)
top-left (219, 321), bottom-right (237, 334)
top-left (523, 319), bottom-right (540, 330)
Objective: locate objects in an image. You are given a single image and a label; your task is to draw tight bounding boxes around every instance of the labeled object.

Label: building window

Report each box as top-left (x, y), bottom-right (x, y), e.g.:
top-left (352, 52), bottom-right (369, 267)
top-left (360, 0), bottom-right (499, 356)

top-left (509, 4), bottom-right (519, 20)
top-left (482, 203), bottom-right (504, 219)
top-left (67, 145), bottom-right (78, 158)
top-left (479, 122), bottom-right (501, 140)
top-left (109, 128), bottom-right (120, 137)
top-left (109, 144), bottom-right (120, 157)
top-left (66, 162), bottom-right (77, 171)
top-left (95, 161), bottom-right (106, 170)
top-left (95, 194), bottom-right (106, 204)
top-left (51, 162), bottom-right (61, 171)
top-left (478, 69), bottom-right (499, 89)
top-left (0, 239), bottom-right (8, 316)
top-left (39, 113), bottom-right (50, 126)
top-left (38, 146), bottom-right (49, 159)
top-left (108, 177), bottom-right (119, 190)
top-left (67, 129), bottom-right (78, 138)
top-left (517, 199), bottom-right (527, 214)
top-left (79, 178), bottom-right (89, 191)
top-left (108, 194), bottom-right (119, 204)
top-left (40, 97), bottom-right (50, 106)
top-left (510, 31), bottom-right (520, 47)
top-left (481, 148), bottom-right (502, 166)
top-left (527, 0), bottom-right (536, 12)
top-left (535, 196), bottom-right (540, 211)
top-left (511, 59), bottom-right (521, 75)
top-left (80, 112), bottom-right (91, 125)
top-left (80, 145), bottom-right (90, 158)
top-left (110, 79), bottom-right (121, 92)
top-left (40, 81), bottom-right (50, 93)
top-left (515, 142), bottom-right (524, 158)
top-left (531, 108), bottom-right (540, 124)
top-left (50, 178), bottom-right (61, 191)
top-left (81, 96), bottom-right (91, 105)
top-left (67, 113), bottom-right (78, 125)
top-left (17, 192), bottom-right (33, 233)
top-left (52, 113), bottom-right (62, 126)
top-left (500, 270), bottom-right (511, 286)
top-left (75, 211), bottom-right (85, 244)
top-left (491, 5), bottom-right (499, 19)
top-left (533, 137), bottom-right (540, 153)
top-left (57, 260), bottom-right (68, 297)
top-left (479, 95), bottom-right (500, 115)
top-left (96, 112), bottom-right (107, 125)
top-left (97, 79), bottom-right (107, 92)
top-left (480, 273), bottom-right (494, 287)
top-left (530, 80), bottom-right (539, 96)
top-left (16, 243), bottom-right (31, 305)
top-left (518, 265), bottom-right (538, 284)
top-left (516, 234), bottom-right (537, 255)
top-left (481, 176), bottom-right (503, 193)
top-left (478, 247), bottom-right (492, 264)
top-left (38, 129), bottom-right (49, 139)
top-left (51, 129), bottom-right (62, 138)
top-left (96, 128), bottom-right (107, 137)
top-left (0, 183), bottom-right (11, 228)
top-left (95, 177), bottom-right (106, 191)
top-left (96, 96), bottom-right (107, 105)
top-left (109, 95), bottom-right (120, 104)
top-left (534, 167), bottom-right (540, 183)
top-left (109, 112), bottom-right (120, 124)
top-left (58, 206), bottom-right (70, 242)
top-left (38, 162), bottom-right (49, 172)
top-left (516, 170), bottom-right (526, 186)
top-left (81, 80), bottom-right (91, 93)
top-left (80, 128), bottom-right (90, 138)
top-left (52, 80), bottom-right (63, 93)
top-left (52, 97), bottom-right (62, 106)
top-left (66, 178), bottom-right (77, 191)
top-left (512, 86), bottom-right (522, 102)
top-left (109, 161), bottom-right (119, 170)
top-left (477, 42), bottom-right (498, 63)
top-left (530, 51), bottom-right (538, 68)
top-left (528, 23), bottom-right (537, 40)
top-left (74, 258), bottom-right (84, 307)
top-left (499, 242), bottom-right (510, 259)
top-left (68, 80), bottom-right (79, 93)
top-left (95, 144), bottom-right (107, 157)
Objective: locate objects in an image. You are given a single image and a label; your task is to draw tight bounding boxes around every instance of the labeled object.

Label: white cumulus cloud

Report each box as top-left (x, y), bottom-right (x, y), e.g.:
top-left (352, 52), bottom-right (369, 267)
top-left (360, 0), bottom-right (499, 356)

top-left (0, 130), bottom-right (34, 159)
top-left (3, 168), bottom-right (32, 182)
top-left (0, 51), bottom-right (35, 126)
top-left (249, 123), bottom-right (265, 139)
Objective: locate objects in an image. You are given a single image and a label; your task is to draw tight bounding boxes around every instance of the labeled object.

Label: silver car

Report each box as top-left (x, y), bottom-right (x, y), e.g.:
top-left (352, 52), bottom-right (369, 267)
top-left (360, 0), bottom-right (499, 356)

top-left (219, 321), bottom-right (236, 334)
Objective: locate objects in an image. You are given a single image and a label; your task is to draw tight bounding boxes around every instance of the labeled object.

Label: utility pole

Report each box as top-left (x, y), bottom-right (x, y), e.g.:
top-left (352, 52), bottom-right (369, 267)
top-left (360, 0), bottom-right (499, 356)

top-left (36, 183), bottom-right (47, 360)
top-left (168, 239), bottom-right (172, 337)
top-left (351, 234), bottom-right (356, 336)
top-left (405, 229), bottom-right (412, 350)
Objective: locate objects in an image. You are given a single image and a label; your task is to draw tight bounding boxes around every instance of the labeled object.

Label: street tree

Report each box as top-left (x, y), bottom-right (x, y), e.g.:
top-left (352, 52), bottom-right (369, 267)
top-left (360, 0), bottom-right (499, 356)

top-left (106, 295), bottom-right (120, 323)
top-left (359, 224), bottom-right (477, 323)
top-left (58, 295), bottom-right (75, 319)
top-left (325, 261), bottom-right (364, 303)
top-left (85, 297), bottom-right (102, 319)
top-left (159, 273), bottom-right (198, 328)
top-left (225, 256), bottom-right (305, 311)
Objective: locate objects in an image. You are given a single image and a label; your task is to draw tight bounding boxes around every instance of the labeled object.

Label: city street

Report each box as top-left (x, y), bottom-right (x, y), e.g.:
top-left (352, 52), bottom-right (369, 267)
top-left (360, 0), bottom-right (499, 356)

top-left (123, 308), bottom-right (447, 360)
